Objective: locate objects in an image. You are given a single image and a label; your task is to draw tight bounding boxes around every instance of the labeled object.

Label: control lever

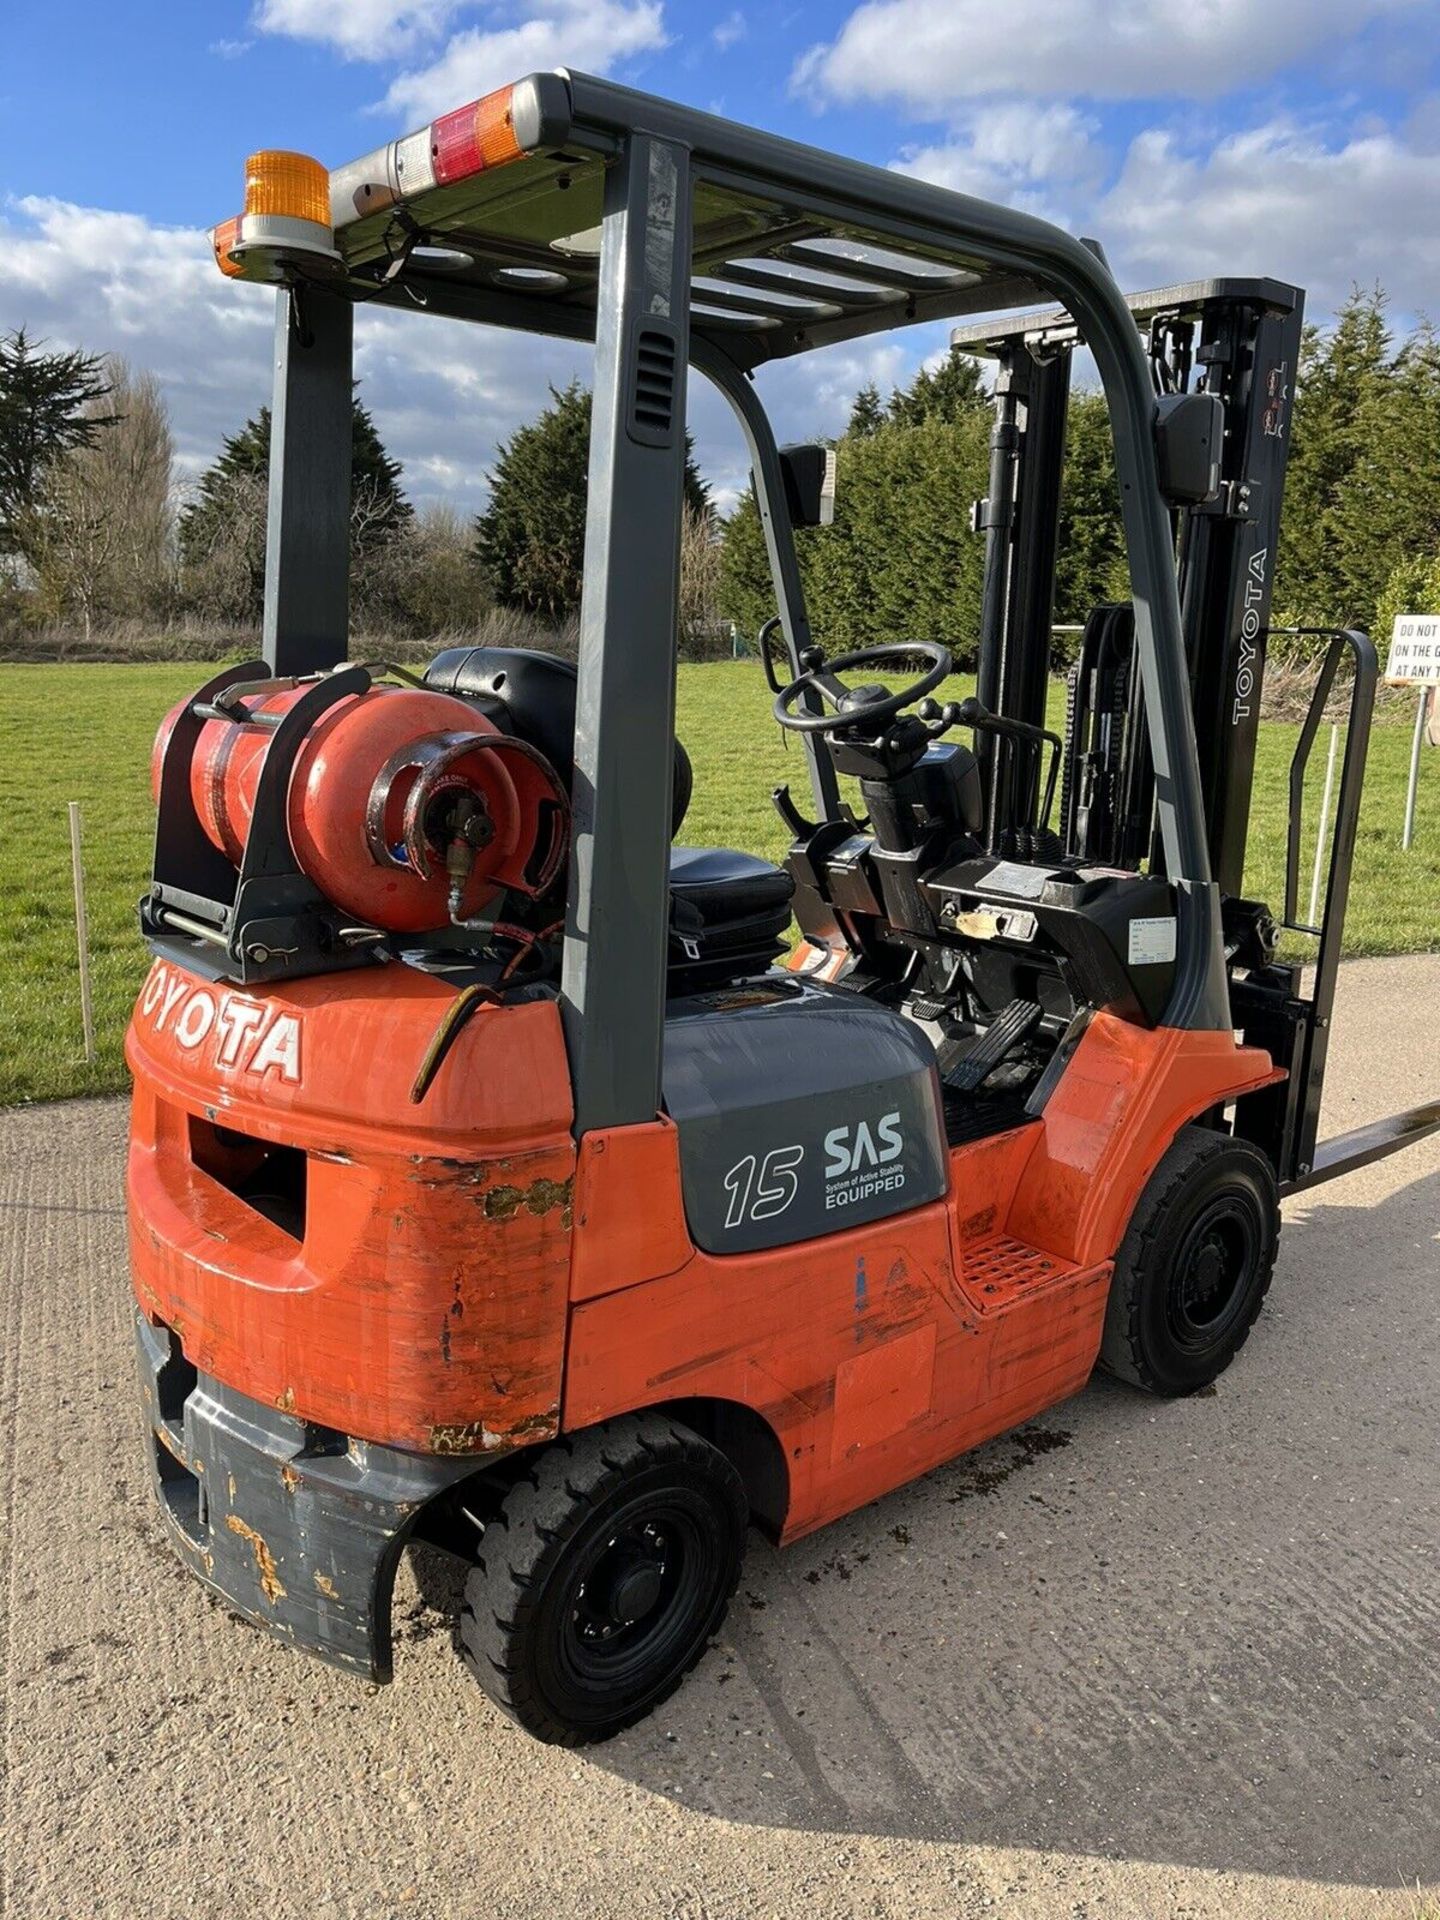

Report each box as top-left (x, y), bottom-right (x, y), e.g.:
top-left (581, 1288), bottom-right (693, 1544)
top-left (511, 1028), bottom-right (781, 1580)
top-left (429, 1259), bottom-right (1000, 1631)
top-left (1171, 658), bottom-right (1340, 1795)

top-left (955, 698), bottom-right (1063, 852)
top-left (916, 696), bottom-right (965, 736)
top-left (955, 697), bottom-right (1059, 753)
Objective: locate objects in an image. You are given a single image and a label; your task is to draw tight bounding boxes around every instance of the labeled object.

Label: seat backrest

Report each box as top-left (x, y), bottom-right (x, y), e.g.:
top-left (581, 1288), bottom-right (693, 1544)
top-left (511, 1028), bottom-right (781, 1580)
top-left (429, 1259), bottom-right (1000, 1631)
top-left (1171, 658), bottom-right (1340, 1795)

top-left (425, 646), bottom-right (693, 837)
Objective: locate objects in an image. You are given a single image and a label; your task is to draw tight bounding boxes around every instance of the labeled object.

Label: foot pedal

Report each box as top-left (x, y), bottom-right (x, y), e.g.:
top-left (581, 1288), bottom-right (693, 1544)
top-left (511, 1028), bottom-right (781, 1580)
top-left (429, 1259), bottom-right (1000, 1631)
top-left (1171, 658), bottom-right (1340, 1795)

top-left (908, 993), bottom-right (951, 1022)
top-left (941, 999), bottom-right (1044, 1092)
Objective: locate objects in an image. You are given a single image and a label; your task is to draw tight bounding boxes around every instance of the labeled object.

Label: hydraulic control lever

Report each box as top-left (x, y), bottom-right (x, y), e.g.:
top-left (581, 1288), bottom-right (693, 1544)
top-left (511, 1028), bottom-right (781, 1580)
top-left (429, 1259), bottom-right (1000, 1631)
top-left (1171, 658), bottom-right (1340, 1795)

top-left (954, 697), bottom-right (1060, 753)
top-left (952, 698), bottom-right (1063, 856)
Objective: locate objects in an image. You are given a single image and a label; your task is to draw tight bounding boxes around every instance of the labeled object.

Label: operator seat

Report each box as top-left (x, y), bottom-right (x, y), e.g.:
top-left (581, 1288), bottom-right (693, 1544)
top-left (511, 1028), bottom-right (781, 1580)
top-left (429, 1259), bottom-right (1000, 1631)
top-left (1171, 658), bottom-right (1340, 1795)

top-left (424, 646), bottom-right (794, 987)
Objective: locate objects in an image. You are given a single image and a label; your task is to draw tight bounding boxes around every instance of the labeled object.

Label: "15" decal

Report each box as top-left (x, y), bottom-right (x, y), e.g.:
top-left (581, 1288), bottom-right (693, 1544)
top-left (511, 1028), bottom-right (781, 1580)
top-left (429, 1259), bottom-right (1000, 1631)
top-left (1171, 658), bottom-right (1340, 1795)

top-left (722, 1145), bottom-right (804, 1229)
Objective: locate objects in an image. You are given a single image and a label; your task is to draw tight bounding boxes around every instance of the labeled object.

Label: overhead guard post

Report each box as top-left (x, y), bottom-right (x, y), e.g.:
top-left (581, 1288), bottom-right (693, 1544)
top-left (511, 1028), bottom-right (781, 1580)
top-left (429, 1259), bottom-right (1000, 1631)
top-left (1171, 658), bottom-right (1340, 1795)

top-left (263, 285), bottom-right (353, 673)
top-left (561, 133), bottom-right (694, 1134)
top-left (692, 345), bottom-right (841, 825)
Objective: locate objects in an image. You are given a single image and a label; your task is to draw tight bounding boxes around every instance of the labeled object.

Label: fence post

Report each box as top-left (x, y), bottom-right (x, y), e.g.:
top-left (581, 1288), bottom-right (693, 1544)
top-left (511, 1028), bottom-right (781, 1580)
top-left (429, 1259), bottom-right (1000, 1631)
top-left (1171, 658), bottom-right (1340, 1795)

top-left (67, 801), bottom-right (96, 1064)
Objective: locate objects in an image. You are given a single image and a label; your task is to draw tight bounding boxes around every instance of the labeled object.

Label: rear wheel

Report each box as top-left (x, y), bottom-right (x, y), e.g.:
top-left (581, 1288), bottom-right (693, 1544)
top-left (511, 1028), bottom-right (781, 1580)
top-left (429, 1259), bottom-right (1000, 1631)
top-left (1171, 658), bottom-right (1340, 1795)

top-left (459, 1414), bottom-right (747, 1745)
top-left (1100, 1126), bottom-right (1279, 1396)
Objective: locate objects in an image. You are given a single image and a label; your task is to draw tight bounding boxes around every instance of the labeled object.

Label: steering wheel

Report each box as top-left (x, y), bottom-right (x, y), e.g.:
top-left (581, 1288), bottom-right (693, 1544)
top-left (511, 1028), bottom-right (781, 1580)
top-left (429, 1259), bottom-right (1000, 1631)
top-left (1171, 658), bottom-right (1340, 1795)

top-left (773, 641), bottom-right (953, 736)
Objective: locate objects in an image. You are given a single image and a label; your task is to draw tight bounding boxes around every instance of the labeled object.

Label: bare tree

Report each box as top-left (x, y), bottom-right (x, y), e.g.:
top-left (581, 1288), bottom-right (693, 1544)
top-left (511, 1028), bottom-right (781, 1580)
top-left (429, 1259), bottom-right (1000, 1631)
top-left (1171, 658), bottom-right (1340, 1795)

top-left (20, 357), bottom-right (174, 635)
top-left (345, 495), bottom-right (484, 638)
top-left (19, 455), bottom-right (125, 641)
top-left (178, 466), bottom-right (267, 624)
top-left (103, 360), bottom-right (174, 613)
top-left (679, 500), bottom-right (726, 657)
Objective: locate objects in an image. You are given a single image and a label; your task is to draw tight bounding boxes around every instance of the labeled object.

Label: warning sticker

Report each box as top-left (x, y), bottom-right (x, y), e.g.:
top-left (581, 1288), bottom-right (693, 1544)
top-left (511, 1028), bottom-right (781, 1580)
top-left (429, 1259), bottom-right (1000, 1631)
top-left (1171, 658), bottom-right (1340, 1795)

top-left (1128, 916), bottom-right (1177, 966)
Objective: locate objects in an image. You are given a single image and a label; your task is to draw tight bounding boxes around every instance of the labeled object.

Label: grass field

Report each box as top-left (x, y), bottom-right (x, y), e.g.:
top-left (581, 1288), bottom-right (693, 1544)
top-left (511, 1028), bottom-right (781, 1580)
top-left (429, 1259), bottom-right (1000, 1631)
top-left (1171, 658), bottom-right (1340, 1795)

top-left (1, 659), bottom-right (1437, 1105)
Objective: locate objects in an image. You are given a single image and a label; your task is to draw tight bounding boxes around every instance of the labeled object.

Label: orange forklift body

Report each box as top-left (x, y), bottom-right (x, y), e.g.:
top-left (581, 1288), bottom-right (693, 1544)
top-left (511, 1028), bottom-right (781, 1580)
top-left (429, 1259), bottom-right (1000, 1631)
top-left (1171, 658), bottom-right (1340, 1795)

top-left (128, 963), bottom-right (1278, 1545)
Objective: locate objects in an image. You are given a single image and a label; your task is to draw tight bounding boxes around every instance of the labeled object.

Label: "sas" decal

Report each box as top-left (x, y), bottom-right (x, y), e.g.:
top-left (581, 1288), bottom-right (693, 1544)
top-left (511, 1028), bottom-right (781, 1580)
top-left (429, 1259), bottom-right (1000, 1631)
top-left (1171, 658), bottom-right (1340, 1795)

top-left (824, 1112), bottom-right (903, 1178)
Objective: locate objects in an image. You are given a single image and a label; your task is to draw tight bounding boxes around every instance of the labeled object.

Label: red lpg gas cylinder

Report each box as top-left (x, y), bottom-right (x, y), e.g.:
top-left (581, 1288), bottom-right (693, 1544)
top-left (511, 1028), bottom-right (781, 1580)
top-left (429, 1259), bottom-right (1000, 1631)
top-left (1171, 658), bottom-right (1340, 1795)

top-left (153, 684), bottom-right (522, 932)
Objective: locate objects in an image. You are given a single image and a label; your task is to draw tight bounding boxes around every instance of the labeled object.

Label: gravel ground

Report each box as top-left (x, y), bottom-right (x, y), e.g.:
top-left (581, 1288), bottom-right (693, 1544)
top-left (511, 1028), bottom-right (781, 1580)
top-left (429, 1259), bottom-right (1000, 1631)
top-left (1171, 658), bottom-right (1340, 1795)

top-left (2, 954), bottom-right (1437, 1920)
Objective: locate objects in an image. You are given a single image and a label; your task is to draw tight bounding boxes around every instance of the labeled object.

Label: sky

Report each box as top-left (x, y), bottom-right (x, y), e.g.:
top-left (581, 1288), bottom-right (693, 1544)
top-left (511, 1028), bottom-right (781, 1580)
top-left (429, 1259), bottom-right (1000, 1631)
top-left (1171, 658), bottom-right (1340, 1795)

top-left (2, 0), bottom-right (1439, 513)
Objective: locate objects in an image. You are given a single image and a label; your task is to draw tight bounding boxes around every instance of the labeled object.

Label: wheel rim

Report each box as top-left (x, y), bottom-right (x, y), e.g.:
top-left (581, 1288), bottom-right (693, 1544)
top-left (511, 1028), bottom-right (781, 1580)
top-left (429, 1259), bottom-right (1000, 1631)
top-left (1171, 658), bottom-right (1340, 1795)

top-left (549, 1489), bottom-right (722, 1711)
top-left (1167, 1192), bottom-right (1262, 1353)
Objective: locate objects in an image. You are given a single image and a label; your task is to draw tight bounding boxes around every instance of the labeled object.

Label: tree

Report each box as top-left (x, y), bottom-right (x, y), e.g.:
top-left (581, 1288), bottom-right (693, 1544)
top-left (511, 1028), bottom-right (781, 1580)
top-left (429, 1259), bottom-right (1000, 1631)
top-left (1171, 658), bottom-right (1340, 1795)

top-left (0, 328), bottom-right (114, 553)
top-left (1332, 319), bottom-right (1440, 628)
top-left (720, 411), bottom-right (992, 665)
top-left (722, 353), bottom-right (1132, 667)
top-left (353, 501), bottom-right (485, 635)
top-left (19, 455), bottom-right (125, 641)
top-left (1277, 287), bottom-right (1394, 627)
top-left (1054, 391), bottom-right (1127, 639)
top-left (679, 499), bottom-right (726, 656)
top-left (474, 382), bottom-right (709, 619)
top-left (717, 481), bottom-right (774, 646)
top-left (17, 357), bottom-right (173, 637)
top-left (847, 383), bottom-right (886, 438)
top-left (724, 286), bottom-right (1440, 678)
top-left (180, 393), bottom-right (411, 623)
top-left (886, 349), bottom-right (988, 428)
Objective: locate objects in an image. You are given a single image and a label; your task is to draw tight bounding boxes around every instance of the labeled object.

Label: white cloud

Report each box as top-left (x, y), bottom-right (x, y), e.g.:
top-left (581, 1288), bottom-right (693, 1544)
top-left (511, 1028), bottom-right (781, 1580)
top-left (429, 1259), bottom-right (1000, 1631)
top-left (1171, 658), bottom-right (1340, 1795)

top-left (209, 38), bottom-right (253, 60)
top-left (713, 10), bottom-right (746, 50)
top-left (253, 0), bottom-right (461, 61)
top-left (1099, 115), bottom-right (1440, 318)
top-left (795, 0), bottom-right (1429, 109)
top-left (883, 98), bottom-right (1440, 325)
top-left (895, 101), bottom-right (1104, 221)
top-left (752, 335), bottom-right (916, 436)
top-left (0, 197), bottom-right (273, 482)
top-left (0, 194), bottom-right (591, 508)
top-left (381, 0), bottom-right (667, 127)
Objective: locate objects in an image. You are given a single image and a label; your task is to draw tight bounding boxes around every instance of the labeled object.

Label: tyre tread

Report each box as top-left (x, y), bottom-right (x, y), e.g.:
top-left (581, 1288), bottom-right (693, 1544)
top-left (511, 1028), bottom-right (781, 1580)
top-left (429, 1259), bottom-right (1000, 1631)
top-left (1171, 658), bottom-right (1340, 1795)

top-left (458, 1414), bottom-right (746, 1746)
top-left (1099, 1125), bottom-right (1280, 1395)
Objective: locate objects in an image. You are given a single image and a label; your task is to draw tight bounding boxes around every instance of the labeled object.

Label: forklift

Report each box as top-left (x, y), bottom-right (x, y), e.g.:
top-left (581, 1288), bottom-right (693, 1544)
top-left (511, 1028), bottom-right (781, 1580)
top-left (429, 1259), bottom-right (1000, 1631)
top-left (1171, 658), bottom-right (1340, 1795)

top-left (127, 72), bottom-right (1440, 1745)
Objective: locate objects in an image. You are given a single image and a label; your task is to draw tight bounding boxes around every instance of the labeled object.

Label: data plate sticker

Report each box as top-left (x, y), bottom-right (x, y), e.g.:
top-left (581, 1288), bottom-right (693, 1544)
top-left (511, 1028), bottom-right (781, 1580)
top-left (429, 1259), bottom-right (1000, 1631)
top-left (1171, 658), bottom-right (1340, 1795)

top-left (1128, 916), bottom-right (1177, 966)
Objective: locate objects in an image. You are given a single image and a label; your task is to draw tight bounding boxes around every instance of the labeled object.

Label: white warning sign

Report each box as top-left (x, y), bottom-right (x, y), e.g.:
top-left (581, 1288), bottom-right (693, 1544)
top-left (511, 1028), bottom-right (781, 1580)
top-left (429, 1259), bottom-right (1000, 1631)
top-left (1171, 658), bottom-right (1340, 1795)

top-left (1387, 615), bottom-right (1440, 687)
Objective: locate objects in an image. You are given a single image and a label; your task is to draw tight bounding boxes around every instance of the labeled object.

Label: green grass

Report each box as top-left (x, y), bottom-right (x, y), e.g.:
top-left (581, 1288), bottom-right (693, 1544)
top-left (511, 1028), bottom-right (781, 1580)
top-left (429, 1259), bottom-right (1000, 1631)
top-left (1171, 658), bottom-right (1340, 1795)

top-left (2, 659), bottom-right (1438, 1105)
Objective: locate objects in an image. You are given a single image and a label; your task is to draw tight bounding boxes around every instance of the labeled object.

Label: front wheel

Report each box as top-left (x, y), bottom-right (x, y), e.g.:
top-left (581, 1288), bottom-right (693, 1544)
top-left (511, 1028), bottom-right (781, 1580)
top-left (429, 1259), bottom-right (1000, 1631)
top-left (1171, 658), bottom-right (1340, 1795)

top-left (1100, 1126), bottom-right (1280, 1396)
top-left (459, 1414), bottom-right (747, 1745)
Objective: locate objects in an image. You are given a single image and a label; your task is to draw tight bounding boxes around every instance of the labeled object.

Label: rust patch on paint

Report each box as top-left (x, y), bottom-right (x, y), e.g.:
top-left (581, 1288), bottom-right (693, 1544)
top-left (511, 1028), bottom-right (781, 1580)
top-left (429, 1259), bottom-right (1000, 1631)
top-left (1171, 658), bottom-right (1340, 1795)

top-left (275, 1385), bottom-right (296, 1413)
top-left (225, 1514), bottom-right (286, 1603)
top-left (313, 1571), bottom-right (339, 1600)
top-left (279, 1463), bottom-right (301, 1494)
top-left (481, 1175), bottom-right (573, 1226)
top-left (427, 1405), bottom-right (558, 1456)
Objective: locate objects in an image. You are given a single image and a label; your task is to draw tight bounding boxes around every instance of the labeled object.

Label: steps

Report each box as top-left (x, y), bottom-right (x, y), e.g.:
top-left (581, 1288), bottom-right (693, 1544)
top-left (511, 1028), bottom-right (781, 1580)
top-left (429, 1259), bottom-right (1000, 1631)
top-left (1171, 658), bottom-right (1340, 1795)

top-left (957, 1232), bottom-right (1077, 1311)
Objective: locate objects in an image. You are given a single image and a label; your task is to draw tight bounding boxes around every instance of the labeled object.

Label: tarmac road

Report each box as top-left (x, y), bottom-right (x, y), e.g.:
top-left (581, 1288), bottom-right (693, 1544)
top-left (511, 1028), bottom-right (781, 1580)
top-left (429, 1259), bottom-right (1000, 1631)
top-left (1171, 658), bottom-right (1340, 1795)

top-left (1, 954), bottom-right (1436, 1920)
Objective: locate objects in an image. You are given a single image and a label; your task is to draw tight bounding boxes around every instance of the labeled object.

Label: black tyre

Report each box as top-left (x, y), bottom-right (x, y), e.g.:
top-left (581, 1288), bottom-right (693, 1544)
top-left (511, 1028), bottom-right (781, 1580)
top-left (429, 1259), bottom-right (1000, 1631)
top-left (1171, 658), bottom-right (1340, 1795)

top-left (1099, 1125), bottom-right (1280, 1397)
top-left (459, 1413), bottom-right (747, 1745)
